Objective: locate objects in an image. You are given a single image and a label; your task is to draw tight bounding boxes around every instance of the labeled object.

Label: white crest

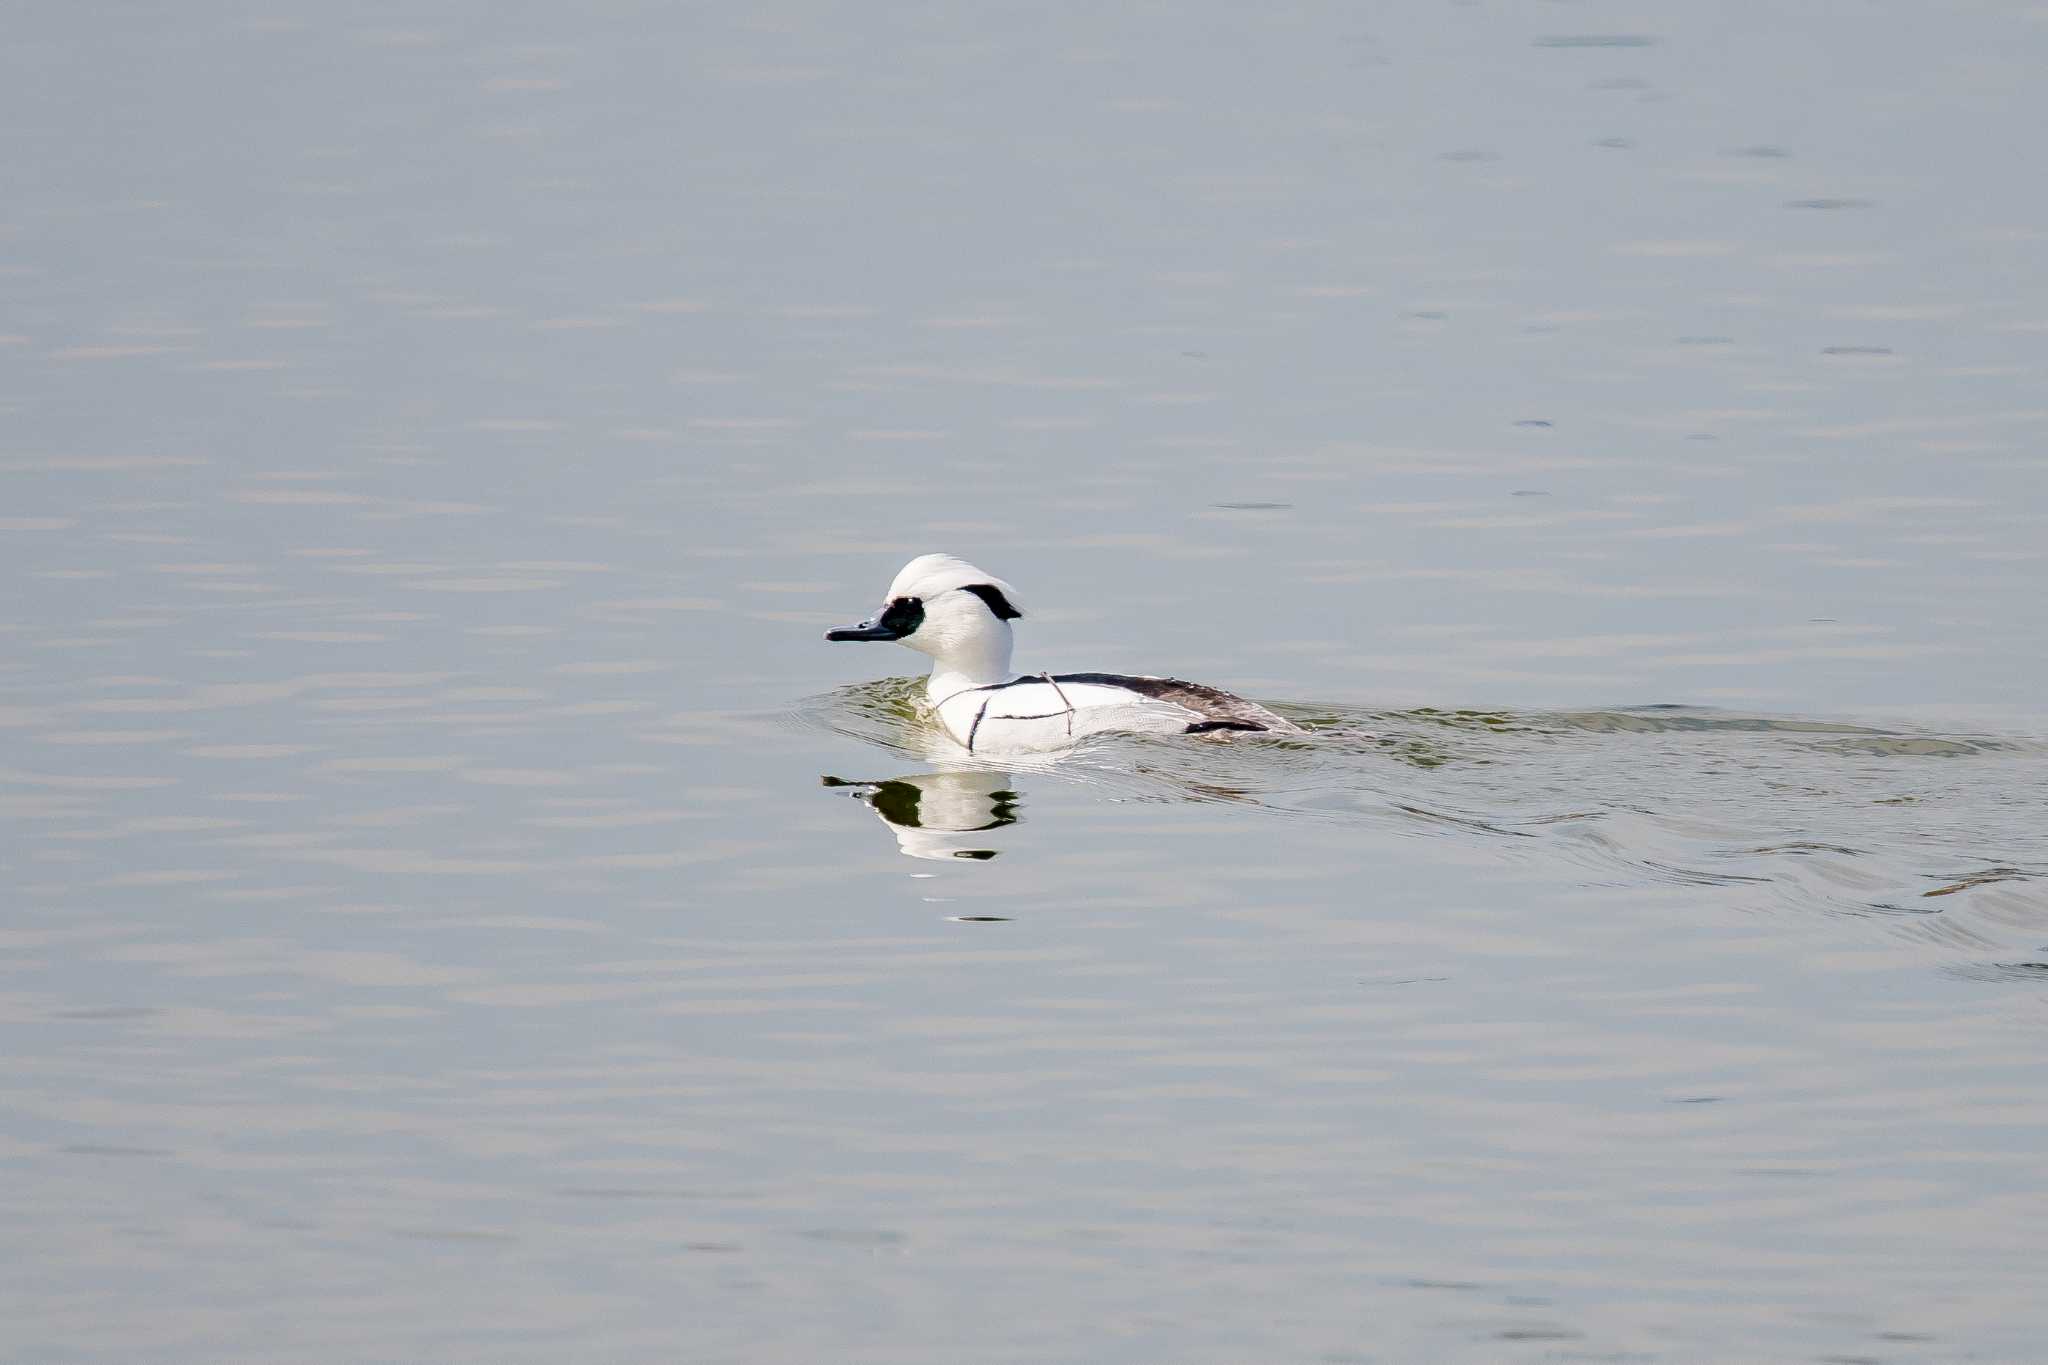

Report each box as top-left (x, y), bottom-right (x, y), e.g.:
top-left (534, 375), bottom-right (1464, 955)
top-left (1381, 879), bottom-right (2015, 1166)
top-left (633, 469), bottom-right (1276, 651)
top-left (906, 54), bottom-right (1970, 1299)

top-left (886, 554), bottom-right (1021, 613)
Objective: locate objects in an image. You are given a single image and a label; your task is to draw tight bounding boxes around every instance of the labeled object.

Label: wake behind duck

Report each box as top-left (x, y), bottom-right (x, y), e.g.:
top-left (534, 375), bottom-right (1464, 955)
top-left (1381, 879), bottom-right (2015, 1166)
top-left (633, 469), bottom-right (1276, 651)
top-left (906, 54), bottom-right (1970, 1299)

top-left (825, 553), bottom-right (1301, 755)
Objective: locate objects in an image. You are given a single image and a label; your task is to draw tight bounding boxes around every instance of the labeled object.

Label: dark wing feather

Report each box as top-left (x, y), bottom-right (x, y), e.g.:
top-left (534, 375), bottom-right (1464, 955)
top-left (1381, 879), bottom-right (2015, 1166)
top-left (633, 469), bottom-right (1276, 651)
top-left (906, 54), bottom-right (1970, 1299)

top-left (1049, 673), bottom-right (1303, 734)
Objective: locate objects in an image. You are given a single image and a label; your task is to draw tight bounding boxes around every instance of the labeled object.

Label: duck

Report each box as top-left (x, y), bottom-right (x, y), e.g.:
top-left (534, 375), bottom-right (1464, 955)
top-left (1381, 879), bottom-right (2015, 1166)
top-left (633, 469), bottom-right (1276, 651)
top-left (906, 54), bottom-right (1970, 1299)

top-left (825, 553), bottom-right (1301, 753)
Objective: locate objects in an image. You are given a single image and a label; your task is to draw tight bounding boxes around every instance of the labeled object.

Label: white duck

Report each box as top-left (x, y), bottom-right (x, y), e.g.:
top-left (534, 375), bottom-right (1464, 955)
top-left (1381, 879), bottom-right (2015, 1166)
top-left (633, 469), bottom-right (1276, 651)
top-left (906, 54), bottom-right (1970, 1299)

top-left (825, 553), bottom-right (1300, 754)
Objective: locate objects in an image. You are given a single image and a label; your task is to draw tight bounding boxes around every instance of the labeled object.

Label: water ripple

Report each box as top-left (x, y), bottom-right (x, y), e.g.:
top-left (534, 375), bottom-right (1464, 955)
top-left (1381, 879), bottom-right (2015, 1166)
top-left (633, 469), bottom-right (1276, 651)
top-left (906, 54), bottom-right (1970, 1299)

top-left (803, 681), bottom-right (2048, 968)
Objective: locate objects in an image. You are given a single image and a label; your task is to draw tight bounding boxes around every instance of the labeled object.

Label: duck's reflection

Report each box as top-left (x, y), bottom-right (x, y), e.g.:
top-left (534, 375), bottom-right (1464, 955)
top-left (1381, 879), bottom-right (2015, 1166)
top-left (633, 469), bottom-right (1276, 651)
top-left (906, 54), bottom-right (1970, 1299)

top-left (822, 769), bottom-right (1020, 861)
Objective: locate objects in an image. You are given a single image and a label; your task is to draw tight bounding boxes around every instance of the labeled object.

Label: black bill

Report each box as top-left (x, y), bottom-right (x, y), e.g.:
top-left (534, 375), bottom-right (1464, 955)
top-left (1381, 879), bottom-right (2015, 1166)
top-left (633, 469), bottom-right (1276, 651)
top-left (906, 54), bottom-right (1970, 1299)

top-left (825, 619), bottom-right (906, 641)
top-left (825, 595), bottom-right (923, 642)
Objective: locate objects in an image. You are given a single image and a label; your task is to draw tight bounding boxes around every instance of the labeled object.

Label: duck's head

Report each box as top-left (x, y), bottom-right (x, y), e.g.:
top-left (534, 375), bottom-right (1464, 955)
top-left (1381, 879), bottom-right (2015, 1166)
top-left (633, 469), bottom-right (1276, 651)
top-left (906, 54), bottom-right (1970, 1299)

top-left (826, 553), bottom-right (1023, 683)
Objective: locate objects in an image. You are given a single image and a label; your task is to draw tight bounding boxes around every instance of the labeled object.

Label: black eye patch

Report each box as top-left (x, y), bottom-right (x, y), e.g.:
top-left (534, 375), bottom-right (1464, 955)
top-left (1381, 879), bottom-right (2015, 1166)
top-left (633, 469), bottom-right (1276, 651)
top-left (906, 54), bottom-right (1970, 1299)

top-left (959, 583), bottom-right (1022, 620)
top-left (878, 596), bottom-right (924, 636)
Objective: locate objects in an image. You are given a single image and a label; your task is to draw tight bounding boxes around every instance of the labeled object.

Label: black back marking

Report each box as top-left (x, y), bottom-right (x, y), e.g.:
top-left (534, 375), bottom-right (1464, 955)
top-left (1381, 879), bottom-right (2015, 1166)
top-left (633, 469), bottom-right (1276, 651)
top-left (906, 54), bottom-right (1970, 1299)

top-left (965, 695), bottom-right (994, 753)
top-left (1048, 672), bottom-right (1298, 733)
top-left (959, 582), bottom-right (1022, 620)
top-left (939, 673), bottom-right (1300, 737)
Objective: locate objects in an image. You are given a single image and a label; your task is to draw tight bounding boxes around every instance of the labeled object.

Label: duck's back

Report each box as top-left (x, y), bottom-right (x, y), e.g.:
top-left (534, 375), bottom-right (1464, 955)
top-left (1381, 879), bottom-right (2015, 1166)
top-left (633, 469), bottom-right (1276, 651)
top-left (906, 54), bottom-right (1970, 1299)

top-left (932, 672), bottom-right (1300, 753)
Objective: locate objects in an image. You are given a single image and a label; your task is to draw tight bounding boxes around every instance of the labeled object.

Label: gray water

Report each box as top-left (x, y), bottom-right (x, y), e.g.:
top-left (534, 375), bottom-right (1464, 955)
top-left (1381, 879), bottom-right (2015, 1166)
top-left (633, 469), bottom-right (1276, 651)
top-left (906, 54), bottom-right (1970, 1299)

top-left (5, 2), bottom-right (2048, 1362)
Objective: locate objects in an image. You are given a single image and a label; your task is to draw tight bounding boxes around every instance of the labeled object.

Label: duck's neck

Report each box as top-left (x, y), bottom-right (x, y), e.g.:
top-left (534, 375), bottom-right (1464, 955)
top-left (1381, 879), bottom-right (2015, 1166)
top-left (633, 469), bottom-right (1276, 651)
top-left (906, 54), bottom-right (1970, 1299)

top-left (924, 629), bottom-right (1014, 703)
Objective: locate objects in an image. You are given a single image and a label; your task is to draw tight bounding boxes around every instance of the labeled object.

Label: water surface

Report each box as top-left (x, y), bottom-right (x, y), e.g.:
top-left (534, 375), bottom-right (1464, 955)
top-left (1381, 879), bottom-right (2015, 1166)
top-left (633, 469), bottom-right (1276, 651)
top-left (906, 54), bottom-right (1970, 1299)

top-left (4, 2), bottom-right (2048, 1362)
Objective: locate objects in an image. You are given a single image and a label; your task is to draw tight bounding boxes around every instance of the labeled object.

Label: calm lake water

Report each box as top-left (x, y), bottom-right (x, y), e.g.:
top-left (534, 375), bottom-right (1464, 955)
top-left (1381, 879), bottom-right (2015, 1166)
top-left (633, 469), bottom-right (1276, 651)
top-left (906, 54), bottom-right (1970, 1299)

top-left (5, 3), bottom-right (2047, 1362)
